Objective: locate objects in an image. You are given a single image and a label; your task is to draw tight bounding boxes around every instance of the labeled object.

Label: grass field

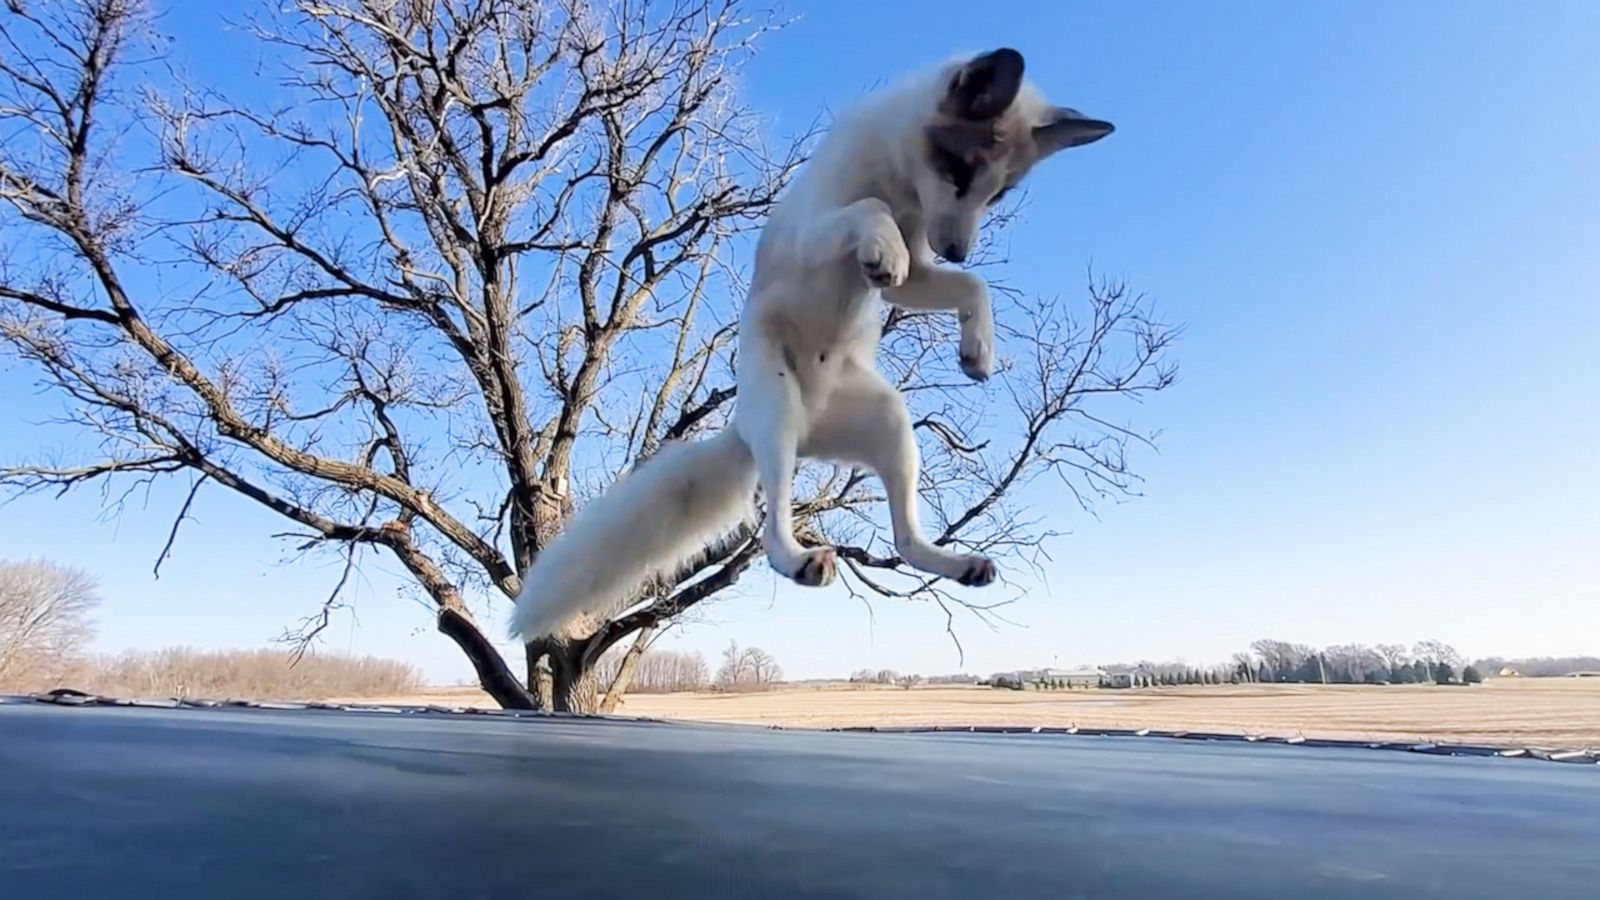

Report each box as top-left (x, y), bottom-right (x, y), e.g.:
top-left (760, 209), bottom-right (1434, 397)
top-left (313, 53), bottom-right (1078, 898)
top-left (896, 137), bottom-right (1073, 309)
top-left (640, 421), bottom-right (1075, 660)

top-left (349, 677), bottom-right (1600, 749)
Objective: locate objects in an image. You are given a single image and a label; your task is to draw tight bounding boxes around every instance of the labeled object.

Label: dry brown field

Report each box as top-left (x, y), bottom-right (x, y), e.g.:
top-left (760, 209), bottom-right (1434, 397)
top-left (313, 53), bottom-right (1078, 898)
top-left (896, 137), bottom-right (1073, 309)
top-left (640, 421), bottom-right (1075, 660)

top-left (340, 676), bottom-right (1600, 749)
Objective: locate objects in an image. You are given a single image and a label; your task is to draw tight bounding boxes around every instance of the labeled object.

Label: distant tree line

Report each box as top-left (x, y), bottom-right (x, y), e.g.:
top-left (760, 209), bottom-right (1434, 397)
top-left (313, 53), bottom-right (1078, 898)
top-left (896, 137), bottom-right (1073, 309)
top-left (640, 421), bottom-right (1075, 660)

top-left (848, 670), bottom-right (981, 688)
top-left (1091, 639), bottom-right (1502, 688)
top-left (592, 649), bottom-right (710, 694)
top-left (3, 560), bottom-right (423, 700)
top-left (869, 645), bottom-right (1599, 689)
top-left (83, 647), bottom-right (424, 700)
top-left (924, 673), bottom-right (983, 685)
top-left (1113, 669), bottom-right (1228, 688)
top-left (1471, 656), bottom-right (1600, 678)
top-left (1218, 639), bottom-right (1479, 685)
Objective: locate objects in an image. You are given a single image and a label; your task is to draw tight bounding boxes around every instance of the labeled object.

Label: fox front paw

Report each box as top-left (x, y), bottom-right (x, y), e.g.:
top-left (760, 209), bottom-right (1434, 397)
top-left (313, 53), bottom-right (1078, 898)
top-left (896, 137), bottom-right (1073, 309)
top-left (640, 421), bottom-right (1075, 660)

top-left (857, 228), bottom-right (909, 289)
top-left (958, 311), bottom-right (994, 381)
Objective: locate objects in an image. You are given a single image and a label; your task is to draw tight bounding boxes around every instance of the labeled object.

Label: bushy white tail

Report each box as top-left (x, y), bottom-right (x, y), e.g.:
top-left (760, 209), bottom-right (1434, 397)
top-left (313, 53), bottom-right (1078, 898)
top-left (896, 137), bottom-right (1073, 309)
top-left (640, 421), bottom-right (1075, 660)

top-left (508, 429), bottom-right (757, 640)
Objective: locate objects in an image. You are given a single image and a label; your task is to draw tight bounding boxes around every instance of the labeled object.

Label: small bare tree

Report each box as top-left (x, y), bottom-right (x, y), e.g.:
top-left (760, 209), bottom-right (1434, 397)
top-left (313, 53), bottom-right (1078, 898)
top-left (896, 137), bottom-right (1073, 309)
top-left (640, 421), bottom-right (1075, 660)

top-left (2, 1), bottom-right (1176, 713)
top-left (715, 640), bottom-right (748, 687)
top-left (1412, 639), bottom-right (1462, 683)
top-left (740, 645), bottom-right (781, 685)
top-left (1412, 640), bottom-right (1462, 668)
top-left (713, 640), bottom-right (780, 690)
top-left (1373, 643), bottom-right (1411, 676)
top-left (0, 559), bottom-right (101, 690)
top-left (1229, 651), bottom-right (1255, 682)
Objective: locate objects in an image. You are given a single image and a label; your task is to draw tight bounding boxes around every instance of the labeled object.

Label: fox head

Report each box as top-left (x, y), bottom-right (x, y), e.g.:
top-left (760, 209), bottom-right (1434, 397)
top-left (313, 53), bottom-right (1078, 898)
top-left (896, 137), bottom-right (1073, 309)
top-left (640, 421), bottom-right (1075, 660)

top-left (913, 48), bottom-right (1113, 264)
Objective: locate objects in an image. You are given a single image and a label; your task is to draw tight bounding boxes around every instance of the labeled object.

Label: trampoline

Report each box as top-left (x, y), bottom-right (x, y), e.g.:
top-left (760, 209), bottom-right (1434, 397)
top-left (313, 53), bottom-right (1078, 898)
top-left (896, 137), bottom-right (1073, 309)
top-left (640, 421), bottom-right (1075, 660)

top-left (2, 697), bottom-right (1596, 898)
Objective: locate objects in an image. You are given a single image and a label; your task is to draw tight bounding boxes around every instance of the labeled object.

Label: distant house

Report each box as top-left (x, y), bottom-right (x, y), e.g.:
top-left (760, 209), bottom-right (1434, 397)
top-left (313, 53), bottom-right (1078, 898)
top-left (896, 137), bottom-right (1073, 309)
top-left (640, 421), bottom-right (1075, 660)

top-left (1104, 672), bottom-right (1137, 689)
top-left (988, 673), bottom-right (1023, 690)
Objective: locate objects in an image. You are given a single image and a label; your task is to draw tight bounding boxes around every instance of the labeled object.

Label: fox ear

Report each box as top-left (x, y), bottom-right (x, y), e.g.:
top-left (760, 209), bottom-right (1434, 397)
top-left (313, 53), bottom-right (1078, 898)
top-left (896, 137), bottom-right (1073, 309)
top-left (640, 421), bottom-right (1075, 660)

top-left (941, 48), bottom-right (1025, 121)
top-left (1033, 107), bottom-right (1114, 156)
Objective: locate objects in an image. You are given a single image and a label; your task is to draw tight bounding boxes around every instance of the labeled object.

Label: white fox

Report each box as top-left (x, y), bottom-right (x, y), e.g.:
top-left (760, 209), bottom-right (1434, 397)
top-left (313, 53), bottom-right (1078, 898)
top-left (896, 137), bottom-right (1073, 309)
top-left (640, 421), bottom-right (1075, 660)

top-left (510, 48), bottom-right (1113, 640)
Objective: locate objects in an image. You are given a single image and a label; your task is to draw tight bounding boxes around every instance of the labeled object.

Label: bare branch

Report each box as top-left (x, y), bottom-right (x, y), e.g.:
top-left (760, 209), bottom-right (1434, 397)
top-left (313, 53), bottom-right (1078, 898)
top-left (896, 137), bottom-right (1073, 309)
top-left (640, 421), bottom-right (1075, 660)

top-left (152, 474), bottom-right (206, 579)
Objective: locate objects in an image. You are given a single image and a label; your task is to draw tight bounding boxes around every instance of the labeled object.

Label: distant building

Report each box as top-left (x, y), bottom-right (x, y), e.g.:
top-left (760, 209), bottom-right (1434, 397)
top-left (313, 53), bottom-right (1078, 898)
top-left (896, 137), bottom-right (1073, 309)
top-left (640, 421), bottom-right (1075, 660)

top-left (1104, 672), bottom-right (1137, 689)
top-left (1051, 668), bottom-right (1105, 688)
top-left (1013, 668), bottom-right (1106, 689)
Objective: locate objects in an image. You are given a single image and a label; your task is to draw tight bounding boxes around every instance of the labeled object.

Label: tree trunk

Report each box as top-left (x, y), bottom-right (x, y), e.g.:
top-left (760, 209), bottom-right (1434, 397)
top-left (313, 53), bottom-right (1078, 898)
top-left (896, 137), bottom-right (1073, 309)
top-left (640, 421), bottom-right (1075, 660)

top-left (527, 636), bottom-right (601, 714)
top-left (527, 643), bottom-right (553, 710)
top-left (550, 640), bottom-right (599, 714)
top-left (436, 608), bottom-right (539, 710)
top-left (554, 666), bottom-right (599, 714)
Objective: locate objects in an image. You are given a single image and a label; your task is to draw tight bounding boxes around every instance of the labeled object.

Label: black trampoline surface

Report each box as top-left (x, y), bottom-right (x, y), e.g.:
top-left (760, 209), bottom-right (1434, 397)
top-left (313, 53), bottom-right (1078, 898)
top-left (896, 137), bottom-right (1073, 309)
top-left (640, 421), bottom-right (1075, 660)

top-left (2, 701), bottom-right (1596, 899)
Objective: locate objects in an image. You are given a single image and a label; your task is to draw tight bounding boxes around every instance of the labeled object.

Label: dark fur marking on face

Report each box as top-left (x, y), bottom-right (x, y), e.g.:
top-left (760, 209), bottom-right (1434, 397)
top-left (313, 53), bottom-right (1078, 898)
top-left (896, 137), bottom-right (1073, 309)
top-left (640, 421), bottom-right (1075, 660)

top-left (932, 146), bottom-right (975, 196)
top-left (927, 121), bottom-right (1001, 198)
top-left (926, 111), bottom-right (1067, 209)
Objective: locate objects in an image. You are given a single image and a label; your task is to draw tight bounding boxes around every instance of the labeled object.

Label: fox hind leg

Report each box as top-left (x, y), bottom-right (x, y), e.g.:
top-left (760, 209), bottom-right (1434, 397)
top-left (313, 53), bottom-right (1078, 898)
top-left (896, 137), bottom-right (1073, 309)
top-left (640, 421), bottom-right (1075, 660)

top-left (803, 363), bottom-right (996, 586)
top-left (735, 351), bottom-right (837, 587)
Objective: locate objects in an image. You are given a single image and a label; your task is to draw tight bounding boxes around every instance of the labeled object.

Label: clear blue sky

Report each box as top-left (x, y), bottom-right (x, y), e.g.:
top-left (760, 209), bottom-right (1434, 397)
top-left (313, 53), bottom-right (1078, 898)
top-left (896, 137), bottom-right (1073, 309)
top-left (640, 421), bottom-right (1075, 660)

top-left (2, 1), bottom-right (1596, 682)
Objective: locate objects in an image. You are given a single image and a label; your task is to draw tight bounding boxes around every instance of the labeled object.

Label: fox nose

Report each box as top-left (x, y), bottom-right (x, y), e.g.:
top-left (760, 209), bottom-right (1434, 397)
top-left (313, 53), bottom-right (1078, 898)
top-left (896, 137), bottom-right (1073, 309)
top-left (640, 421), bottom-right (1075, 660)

top-left (941, 243), bottom-right (967, 263)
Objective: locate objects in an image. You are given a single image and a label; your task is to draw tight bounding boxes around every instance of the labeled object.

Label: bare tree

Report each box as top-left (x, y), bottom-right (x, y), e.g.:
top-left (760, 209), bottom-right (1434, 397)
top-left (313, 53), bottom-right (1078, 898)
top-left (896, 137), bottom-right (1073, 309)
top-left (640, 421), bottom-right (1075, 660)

top-left (1322, 643), bottom-right (1385, 684)
top-left (1248, 639), bottom-right (1314, 683)
top-left (739, 645), bottom-right (780, 685)
top-left (1412, 640), bottom-right (1462, 668)
top-left (1412, 639), bottom-right (1462, 683)
top-left (2, 1), bottom-right (1176, 712)
top-left (0, 559), bottom-right (101, 690)
top-left (1229, 651), bottom-right (1256, 682)
top-left (712, 640), bottom-right (780, 690)
top-left (715, 640), bottom-right (747, 687)
top-left (1374, 643), bottom-right (1410, 675)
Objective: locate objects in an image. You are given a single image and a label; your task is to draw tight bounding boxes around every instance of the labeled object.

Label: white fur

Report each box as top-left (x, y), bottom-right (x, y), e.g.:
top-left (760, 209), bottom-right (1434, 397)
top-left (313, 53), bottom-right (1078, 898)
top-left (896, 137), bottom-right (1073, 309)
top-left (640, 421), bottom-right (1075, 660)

top-left (510, 53), bottom-right (1104, 640)
top-left (508, 430), bottom-right (756, 640)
